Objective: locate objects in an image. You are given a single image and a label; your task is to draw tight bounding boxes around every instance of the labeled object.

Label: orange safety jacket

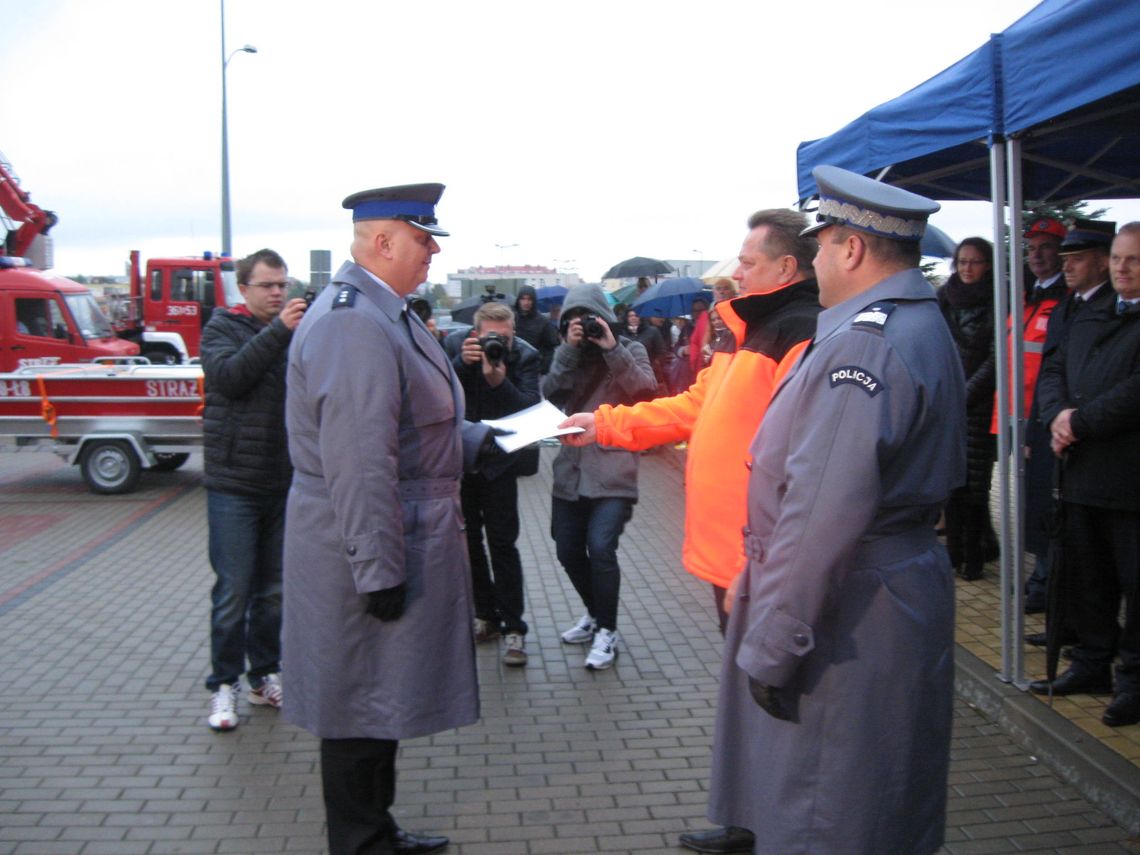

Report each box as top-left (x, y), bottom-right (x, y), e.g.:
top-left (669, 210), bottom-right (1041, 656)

top-left (990, 277), bottom-right (1067, 433)
top-left (594, 279), bottom-right (821, 589)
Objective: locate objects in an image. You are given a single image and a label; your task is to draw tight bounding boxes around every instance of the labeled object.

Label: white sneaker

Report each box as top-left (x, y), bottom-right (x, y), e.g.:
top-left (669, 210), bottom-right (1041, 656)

top-left (585, 628), bottom-right (619, 670)
top-left (248, 673), bottom-right (282, 709)
top-left (502, 633), bottom-right (528, 667)
top-left (561, 614), bottom-right (597, 644)
top-left (208, 684), bottom-right (240, 731)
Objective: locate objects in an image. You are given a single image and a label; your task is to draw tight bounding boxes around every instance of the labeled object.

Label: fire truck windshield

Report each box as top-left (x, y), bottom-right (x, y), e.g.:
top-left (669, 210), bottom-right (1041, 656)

top-left (64, 293), bottom-right (115, 340)
top-left (221, 269), bottom-right (243, 308)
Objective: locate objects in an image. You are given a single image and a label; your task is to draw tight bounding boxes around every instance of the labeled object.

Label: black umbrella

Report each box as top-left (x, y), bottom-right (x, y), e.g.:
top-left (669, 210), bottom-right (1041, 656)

top-left (1042, 452), bottom-right (1075, 700)
top-left (451, 291), bottom-right (511, 325)
top-left (601, 256), bottom-right (675, 280)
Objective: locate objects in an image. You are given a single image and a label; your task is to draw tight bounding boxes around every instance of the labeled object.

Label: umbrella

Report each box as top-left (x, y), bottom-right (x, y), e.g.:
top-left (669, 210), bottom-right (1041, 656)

top-left (1043, 453), bottom-right (1076, 699)
top-left (700, 257), bottom-right (740, 284)
top-left (921, 223), bottom-right (957, 258)
top-left (631, 277), bottom-right (713, 319)
top-left (451, 291), bottom-right (511, 325)
top-left (601, 256), bottom-right (675, 280)
top-left (609, 283), bottom-right (641, 305)
top-left (534, 285), bottom-right (568, 312)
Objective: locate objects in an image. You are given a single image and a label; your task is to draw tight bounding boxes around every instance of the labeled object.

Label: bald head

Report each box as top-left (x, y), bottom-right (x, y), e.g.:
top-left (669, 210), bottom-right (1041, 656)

top-left (351, 219), bottom-right (441, 295)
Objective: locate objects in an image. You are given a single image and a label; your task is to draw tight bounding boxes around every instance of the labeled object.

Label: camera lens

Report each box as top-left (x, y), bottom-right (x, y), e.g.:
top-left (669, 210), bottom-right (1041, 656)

top-left (583, 317), bottom-right (605, 339)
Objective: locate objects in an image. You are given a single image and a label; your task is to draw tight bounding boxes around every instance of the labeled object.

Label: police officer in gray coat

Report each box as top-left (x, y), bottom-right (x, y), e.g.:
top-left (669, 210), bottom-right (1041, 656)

top-left (708, 167), bottom-right (966, 855)
top-left (284, 184), bottom-right (492, 855)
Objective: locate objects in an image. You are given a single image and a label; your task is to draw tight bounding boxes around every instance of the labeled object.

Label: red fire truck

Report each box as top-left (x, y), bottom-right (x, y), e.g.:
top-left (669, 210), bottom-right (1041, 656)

top-left (109, 250), bottom-right (242, 364)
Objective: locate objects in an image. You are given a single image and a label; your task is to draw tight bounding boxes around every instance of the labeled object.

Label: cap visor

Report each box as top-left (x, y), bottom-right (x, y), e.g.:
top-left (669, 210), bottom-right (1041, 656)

top-left (407, 220), bottom-right (450, 237)
top-left (800, 221), bottom-right (828, 238)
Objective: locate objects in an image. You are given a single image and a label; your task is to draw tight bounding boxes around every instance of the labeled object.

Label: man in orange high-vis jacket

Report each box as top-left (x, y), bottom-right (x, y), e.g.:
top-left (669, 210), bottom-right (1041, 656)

top-left (559, 209), bottom-right (820, 855)
top-left (992, 218), bottom-right (1068, 436)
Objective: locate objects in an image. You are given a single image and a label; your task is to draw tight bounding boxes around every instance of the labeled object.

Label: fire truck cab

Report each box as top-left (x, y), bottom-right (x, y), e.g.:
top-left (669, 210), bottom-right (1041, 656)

top-left (0, 259), bottom-right (138, 372)
top-left (112, 251), bottom-right (243, 364)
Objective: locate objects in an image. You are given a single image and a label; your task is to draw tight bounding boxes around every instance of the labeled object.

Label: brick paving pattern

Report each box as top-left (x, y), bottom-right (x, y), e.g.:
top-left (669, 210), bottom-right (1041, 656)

top-left (1, 448), bottom-right (1138, 854)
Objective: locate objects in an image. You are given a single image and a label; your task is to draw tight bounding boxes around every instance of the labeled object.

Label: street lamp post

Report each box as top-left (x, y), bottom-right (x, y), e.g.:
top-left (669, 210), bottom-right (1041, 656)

top-left (494, 242), bottom-right (518, 293)
top-left (220, 0), bottom-right (256, 258)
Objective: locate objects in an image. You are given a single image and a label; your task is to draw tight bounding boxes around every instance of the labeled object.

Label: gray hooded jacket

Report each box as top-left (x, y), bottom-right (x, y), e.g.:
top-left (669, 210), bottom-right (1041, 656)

top-left (542, 284), bottom-right (657, 501)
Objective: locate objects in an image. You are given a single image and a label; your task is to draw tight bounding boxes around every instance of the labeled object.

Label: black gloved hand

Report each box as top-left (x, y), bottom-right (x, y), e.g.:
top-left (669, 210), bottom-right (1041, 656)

top-left (366, 583), bottom-right (407, 622)
top-left (748, 677), bottom-right (795, 722)
top-left (479, 426), bottom-right (516, 460)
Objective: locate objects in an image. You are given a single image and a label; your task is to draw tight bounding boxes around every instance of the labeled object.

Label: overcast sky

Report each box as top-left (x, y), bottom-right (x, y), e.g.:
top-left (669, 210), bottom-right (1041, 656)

top-left (4, 0), bottom-right (1138, 282)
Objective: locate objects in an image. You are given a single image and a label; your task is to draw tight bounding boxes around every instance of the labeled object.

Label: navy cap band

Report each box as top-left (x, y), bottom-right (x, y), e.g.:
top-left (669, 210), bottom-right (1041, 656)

top-left (352, 200), bottom-right (437, 221)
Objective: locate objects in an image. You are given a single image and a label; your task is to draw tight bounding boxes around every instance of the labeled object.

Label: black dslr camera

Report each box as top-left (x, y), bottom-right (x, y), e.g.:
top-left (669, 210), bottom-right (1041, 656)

top-left (560, 314), bottom-right (606, 340)
top-left (478, 331), bottom-right (507, 365)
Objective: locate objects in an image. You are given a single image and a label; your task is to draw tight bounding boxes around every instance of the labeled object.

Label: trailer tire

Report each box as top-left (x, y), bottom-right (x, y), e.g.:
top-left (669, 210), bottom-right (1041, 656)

top-left (79, 440), bottom-right (142, 494)
top-left (142, 347), bottom-right (180, 366)
top-left (151, 452), bottom-right (190, 472)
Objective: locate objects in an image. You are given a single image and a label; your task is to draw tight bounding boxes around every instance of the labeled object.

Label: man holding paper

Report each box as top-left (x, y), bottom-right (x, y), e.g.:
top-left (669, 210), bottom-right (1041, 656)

top-left (443, 301), bottom-right (541, 666)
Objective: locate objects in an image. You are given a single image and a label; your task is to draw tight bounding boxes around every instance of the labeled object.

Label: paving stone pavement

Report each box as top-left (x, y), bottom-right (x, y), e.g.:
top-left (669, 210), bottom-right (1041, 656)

top-left (1, 447), bottom-right (1138, 855)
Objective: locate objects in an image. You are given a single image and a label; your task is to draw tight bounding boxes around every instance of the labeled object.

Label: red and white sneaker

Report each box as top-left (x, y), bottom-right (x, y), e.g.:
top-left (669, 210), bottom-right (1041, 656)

top-left (208, 684), bottom-right (240, 731)
top-left (248, 673), bottom-right (283, 709)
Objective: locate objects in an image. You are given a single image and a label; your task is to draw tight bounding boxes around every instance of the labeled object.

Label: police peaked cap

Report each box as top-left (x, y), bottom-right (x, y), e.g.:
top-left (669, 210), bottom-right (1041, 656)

top-left (802, 165), bottom-right (940, 242)
top-left (342, 183), bottom-right (449, 236)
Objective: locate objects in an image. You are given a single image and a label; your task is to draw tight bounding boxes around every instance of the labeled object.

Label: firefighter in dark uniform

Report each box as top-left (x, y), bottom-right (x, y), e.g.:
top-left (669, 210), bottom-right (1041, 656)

top-left (707, 166), bottom-right (966, 855)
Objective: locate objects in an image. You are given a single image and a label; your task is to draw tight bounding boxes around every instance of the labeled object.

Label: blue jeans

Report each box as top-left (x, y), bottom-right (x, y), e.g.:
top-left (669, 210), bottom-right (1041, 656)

top-left (551, 496), bottom-right (633, 631)
top-left (206, 489), bottom-right (285, 691)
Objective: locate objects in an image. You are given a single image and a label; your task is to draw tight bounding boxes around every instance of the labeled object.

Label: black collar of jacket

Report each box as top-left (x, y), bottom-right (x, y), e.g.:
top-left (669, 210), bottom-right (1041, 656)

top-left (732, 278), bottom-right (820, 325)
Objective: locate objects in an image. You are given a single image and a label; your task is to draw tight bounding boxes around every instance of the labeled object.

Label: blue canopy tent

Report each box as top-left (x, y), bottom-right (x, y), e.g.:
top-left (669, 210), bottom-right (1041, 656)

top-left (795, 0), bottom-right (1140, 687)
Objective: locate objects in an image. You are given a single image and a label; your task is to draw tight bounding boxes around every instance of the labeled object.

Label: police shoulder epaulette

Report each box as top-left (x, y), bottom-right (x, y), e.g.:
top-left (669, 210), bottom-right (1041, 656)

top-left (331, 285), bottom-right (357, 309)
top-left (850, 300), bottom-right (897, 333)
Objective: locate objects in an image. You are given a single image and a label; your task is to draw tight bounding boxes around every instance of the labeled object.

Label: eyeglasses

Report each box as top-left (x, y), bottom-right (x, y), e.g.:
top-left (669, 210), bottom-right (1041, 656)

top-left (246, 281), bottom-right (290, 291)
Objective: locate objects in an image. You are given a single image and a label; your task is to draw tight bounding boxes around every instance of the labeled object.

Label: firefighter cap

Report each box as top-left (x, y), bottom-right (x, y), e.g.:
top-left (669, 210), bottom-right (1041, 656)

top-left (342, 183), bottom-right (449, 237)
top-left (801, 165), bottom-right (940, 242)
top-left (1024, 217), bottom-right (1066, 241)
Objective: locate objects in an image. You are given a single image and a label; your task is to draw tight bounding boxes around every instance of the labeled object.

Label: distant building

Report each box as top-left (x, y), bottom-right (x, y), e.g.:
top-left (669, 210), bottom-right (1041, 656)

top-left (663, 259), bottom-right (718, 279)
top-left (445, 265), bottom-right (582, 300)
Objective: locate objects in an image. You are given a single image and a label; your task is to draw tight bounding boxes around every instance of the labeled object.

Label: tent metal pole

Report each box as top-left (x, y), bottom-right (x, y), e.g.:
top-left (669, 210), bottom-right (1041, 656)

top-left (1006, 137), bottom-right (1028, 688)
top-left (990, 138), bottom-right (1014, 683)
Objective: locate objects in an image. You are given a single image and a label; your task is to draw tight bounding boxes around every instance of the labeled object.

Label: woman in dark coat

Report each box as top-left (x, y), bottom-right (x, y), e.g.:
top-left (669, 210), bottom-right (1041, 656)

top-left (938, 237), bottom-right (997, 580)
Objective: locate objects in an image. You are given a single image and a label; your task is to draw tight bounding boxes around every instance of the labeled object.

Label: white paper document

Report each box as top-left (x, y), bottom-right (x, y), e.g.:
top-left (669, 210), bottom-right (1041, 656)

top-left (481, 399), bottom-right (583, 453)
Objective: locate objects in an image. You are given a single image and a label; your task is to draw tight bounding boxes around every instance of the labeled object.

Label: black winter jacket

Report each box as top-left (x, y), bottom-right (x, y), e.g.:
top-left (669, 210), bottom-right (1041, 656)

top-left (938, 276), bottom-right (996, 498)
top-left (513, 286), bottom-right (560, 373)
top-left (200, 307), bottom-right (295, 495)
top-left (1037, 298), bottom-right (1140, 512)
top-left (443, 329), bottom-right (542, 479)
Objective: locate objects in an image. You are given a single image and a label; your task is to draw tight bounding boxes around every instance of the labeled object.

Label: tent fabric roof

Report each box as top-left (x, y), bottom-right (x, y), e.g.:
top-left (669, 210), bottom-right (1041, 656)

top-left (796, 0), bottom-right (1140, 204)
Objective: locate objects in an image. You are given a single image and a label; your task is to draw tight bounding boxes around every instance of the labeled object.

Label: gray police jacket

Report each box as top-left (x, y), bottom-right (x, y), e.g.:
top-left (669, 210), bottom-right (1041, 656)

top-left (283, 260), bottom-right (489, 740)
top-left (709, 268), bottom-right (966, 855)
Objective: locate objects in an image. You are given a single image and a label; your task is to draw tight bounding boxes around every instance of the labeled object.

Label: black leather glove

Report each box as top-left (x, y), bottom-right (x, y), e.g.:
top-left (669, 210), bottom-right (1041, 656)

top-left (749, 677), bottom-right (795, 722)
top-left (365, 583), bottom-right (407, 622)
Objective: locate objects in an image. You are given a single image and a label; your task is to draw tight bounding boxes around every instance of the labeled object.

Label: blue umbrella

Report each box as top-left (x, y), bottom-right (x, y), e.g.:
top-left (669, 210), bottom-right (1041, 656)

top-left (534, 285), bottom-right (568, 312)
top-left (921, 223), bottom-right (957, 258)
top-left (630, 277), bottom-right (713, 319)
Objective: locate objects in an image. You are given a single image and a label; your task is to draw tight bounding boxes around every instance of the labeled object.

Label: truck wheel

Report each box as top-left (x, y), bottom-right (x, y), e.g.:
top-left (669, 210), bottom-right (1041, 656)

top-left (142, 348), bottom-right (180, 365)
top-left (151, 452), bottom-right (190, 472)
top-left (79, 440), bottom-right (142, 494)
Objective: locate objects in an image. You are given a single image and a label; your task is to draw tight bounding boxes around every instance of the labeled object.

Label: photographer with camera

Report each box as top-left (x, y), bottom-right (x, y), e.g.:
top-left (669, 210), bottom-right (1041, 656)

top-left (200, 248), bottom-right (307, 731)
top-left (543, 284), bottom-right (657, 669)
top-left (443, 302), bottom-right (541, 666)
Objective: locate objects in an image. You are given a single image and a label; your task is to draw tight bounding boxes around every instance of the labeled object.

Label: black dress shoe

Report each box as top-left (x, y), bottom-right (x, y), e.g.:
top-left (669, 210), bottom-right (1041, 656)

top-left (1025, 631), bottom-right (1079, 648)
top-left (679, 826), bottom-right (755, 854)
top-left (392, 829), bottom-right (449, 854)
top-left (1102, 692), bottom-right (1140, 727)
top-left (1029, 667), bottom-right (1113, 696)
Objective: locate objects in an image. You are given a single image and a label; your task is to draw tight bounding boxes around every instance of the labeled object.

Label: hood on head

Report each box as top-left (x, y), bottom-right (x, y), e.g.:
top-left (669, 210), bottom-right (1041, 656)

top-left (560, 283), bottom-right (616, 323)
top-left (515, 285), bottom-right (538, 311)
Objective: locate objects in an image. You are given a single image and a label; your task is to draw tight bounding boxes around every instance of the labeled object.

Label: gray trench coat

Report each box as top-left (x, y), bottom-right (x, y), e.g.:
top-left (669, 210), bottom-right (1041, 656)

top-left (283, 261), bottom-right (487, 740)
top-left (709, 269), bottom-right (966, 855)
